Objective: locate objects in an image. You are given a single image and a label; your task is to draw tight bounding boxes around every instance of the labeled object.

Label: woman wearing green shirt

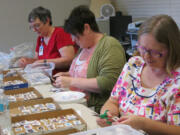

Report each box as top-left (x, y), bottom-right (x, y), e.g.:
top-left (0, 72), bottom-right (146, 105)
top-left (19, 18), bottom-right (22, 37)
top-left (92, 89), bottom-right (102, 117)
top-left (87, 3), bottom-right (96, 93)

top-left (54, 5), bottom-right (126, 112)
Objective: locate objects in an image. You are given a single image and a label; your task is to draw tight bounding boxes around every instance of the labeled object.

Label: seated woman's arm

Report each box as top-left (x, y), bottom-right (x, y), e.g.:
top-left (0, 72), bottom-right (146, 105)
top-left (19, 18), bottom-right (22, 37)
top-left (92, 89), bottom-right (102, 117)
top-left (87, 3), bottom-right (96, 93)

top-left (114, 83), bottom-right (180, 135)
top-left (54, 43), bottom-right (126, 93)
top-left (54, 77), bottom-right (99, 93)
top-left (96, 97), bottom-right (119, 127)
top-left (100, 97), bottom-right (119, 116)
top-left (35, 45), bottom-right (75, 69)
top-left (97, 97), bottom-right (180, 135)
top-left (94, 42), bottom-right (126, 93)
top-left (18, 52), bottom-right (38, 68)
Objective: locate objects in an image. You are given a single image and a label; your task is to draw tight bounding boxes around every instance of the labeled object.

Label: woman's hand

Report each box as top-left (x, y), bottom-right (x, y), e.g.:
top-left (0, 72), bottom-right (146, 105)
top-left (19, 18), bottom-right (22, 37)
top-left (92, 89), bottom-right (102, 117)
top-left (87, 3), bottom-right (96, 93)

top-left (96, 117), bottom-right (110, 127)
top-left (18, 57), bottom-right (33, 68)
top-left (54, 76), bottom-right (73, 88)
top-left (96, 111), bottom-right (114, 127)
top-left (112, 115), bottom-right (145, 130)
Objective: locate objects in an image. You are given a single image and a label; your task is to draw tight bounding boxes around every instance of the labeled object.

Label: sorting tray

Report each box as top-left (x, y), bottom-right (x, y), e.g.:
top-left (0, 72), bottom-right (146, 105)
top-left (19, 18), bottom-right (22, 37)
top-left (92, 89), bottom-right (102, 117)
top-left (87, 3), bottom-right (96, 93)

top-left (9, 97), bottom-right (61, 117)
top-left (3, 73), bottom-right (28, 90)
top-left (4, 87), bottom-right (43, 102)
top-left (11, 108), bottom-right (87, 135)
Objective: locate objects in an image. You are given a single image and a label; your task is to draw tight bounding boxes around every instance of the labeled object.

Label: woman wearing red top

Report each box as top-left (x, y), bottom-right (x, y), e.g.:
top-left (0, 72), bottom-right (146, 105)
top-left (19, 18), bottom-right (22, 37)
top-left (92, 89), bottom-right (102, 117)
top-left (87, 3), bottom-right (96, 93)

top-left (18, 6), bottom-right (75, 74)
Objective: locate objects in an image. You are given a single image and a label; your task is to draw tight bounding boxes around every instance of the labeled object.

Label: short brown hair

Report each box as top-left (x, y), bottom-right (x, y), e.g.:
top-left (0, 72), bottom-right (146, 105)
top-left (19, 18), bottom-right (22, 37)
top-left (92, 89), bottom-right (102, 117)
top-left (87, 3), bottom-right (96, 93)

top-left (64, 5), bottom-right (99, 35)
top-left (138, 15), bottom-right (180, 74)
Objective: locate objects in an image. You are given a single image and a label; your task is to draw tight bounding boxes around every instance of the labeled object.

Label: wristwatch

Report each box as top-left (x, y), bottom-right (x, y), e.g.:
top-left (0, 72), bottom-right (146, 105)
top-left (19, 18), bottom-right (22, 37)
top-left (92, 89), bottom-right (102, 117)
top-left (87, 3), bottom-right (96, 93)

top-left (44, 59), bottom-right (47, 65)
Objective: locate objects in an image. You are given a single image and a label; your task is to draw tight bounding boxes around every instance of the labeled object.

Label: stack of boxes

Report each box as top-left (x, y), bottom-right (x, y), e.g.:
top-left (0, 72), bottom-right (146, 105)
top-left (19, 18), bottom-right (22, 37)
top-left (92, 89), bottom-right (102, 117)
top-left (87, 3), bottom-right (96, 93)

top-left (0, 69), bottom-right (87, 135)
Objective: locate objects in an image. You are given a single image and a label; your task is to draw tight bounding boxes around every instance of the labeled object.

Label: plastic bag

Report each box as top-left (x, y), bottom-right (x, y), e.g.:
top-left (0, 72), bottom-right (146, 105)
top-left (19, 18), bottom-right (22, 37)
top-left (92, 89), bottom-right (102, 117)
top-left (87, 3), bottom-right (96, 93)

top-left (9, 42), bottom-right (34, 68)
top-left (0, 52), bottom-right (11, 70)
top-left (71, 124), bottom-right (144, 135)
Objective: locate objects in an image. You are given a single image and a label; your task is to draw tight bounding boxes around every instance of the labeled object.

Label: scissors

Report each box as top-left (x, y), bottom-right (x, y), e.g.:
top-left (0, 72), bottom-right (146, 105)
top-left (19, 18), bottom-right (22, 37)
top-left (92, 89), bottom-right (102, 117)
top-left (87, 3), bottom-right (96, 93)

top-left (43, 71), bottom-right (56, 84)
top-left (93, 110), bottom-right (119, 125)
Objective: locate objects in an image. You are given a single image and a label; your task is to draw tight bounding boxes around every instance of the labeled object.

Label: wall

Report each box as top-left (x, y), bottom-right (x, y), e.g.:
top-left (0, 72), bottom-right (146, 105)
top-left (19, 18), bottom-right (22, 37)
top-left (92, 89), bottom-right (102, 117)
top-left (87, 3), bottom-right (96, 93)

top-left (0, 0), bottom-right (90, 53)
top-left (111, 0), bottom-right (180, 26)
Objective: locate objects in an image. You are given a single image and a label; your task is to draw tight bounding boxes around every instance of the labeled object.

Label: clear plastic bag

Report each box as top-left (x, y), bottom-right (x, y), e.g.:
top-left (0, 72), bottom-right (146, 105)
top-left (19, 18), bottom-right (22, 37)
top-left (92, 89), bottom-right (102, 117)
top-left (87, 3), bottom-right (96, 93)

top-left (9, 42), bottom-right (34, 68)
top-left (71, 124), bottom-right (144, 135)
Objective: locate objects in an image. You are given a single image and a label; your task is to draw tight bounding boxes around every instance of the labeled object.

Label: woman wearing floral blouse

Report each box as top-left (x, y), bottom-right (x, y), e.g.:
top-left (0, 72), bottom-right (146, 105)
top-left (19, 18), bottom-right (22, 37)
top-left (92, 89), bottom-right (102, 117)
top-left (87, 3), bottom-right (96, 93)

top-left (97, 15), bottom-right (180, 135)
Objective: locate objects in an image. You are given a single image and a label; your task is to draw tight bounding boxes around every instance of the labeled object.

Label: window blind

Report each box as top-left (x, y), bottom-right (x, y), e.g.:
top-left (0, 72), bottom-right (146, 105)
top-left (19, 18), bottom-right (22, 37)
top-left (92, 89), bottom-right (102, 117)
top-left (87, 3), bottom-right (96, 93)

top-left (113, 0), bottom-right (180, 26)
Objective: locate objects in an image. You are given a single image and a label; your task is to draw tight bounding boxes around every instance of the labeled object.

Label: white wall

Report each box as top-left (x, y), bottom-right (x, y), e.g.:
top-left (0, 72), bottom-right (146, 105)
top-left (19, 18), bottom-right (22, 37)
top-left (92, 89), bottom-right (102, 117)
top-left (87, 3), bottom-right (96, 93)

top-left (1, 0), bottom-right (180, 53)
top-left (0, 0), bottom-right (90, 53)
top-left (111, 0), bottom-right (180, 26)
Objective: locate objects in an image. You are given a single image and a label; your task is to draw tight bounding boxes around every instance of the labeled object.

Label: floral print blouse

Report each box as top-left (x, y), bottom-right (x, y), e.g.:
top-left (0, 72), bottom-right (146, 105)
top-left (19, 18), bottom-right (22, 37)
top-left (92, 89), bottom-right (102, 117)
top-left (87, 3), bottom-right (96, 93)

top-left (111, 56), bottom-right (180, 126)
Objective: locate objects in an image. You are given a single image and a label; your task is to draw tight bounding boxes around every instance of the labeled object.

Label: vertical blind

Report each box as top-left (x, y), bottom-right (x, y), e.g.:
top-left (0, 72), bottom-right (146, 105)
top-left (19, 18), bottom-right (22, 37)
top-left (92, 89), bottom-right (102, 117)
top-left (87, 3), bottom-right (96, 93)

top-left (113, 0), bottom-right (180, 27)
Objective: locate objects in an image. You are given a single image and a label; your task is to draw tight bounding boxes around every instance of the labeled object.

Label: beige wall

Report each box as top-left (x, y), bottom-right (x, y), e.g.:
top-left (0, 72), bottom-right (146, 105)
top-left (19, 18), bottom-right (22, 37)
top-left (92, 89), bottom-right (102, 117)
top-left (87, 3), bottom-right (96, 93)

top-left (0, 0), bottom-right (90, 53)
top-left (1, 0), bottom-right (180, 53)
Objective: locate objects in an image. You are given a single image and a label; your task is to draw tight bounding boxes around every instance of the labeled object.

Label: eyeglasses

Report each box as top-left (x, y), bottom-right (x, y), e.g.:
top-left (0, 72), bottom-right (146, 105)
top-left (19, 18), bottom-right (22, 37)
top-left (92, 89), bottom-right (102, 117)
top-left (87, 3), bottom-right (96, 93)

top-left (29, 23), bottom-right (42, 30)
top-left (136, 45), bottom-right (166, 58)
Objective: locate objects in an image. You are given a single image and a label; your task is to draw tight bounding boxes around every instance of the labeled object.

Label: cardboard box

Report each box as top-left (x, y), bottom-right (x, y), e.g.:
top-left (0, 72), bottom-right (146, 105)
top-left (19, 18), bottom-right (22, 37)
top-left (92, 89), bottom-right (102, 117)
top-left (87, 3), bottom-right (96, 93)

top-left (4, 87), bottom-right (43, 102)
top-left (3, 73), bottom-right (28, 90)
top-left (9, 97), bottom-right (61, 117)
top-left (11, 109), bottom-right (87, 135)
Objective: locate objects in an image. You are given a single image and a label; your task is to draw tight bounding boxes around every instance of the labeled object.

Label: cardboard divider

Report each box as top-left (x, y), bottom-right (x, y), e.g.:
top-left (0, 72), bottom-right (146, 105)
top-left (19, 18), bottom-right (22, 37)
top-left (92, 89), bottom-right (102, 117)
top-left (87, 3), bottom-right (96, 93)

top-left (2, 70), bottom-right (11, 74)
top-left (11, 109), bottom-right (85, 124)
top-left (3, 75), bottom-right (25, 82)
top-left (45, 128), bottom-right (79, 135)
top-left (3, 70), bottom-right (21, 80)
